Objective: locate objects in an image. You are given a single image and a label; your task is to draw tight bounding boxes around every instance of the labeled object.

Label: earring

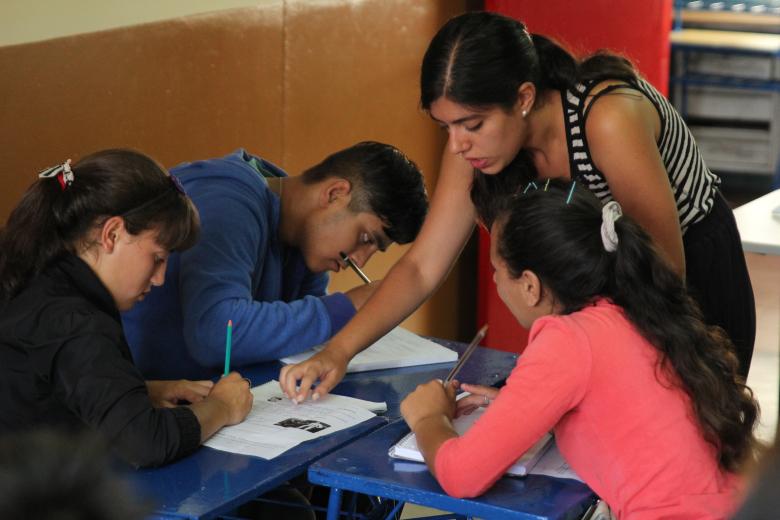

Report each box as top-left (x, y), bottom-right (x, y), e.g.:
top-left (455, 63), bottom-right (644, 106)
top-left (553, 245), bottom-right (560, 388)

top-left (522, 109), bottom-right (528, 118)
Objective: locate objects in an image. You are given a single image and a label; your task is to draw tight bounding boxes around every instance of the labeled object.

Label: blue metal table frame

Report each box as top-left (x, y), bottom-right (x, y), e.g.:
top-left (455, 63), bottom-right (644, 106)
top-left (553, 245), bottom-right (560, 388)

top-left (308, 419), bottom-right (596, 520)
top-left (131, 339), bottom-right (518, 519)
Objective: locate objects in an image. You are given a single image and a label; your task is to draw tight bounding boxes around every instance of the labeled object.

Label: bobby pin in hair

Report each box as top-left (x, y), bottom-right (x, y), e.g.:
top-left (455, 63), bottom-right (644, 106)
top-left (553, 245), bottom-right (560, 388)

top-left (566, 181), bottom-right (577, 204)
top-left (522, 181), bottom-right (538, 194)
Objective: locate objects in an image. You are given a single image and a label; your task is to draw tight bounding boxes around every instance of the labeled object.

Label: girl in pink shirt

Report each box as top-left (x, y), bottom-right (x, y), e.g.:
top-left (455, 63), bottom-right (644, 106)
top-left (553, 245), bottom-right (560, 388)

top-left (400, 181), bottom-right (759, 519)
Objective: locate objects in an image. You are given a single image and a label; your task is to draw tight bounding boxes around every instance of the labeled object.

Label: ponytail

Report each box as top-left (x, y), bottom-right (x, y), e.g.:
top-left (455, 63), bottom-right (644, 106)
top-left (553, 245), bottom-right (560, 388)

top-left (421, 12), bottom-right (638, 112)
top-left (528, 34), bottom-right (577, 91)
top-left (608, 218), bottom-right (758, 472)
top-left (496, 182), bottom-right (758, 472)
top-left (0, 150), bottom-right (199, 303)
top-left (0, 180), bottom-right (70, 302)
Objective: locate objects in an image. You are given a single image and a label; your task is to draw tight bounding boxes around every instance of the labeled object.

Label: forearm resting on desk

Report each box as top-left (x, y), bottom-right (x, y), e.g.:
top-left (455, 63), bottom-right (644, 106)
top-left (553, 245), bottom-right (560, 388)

top-left (409, 415), bottom-right (458, 477)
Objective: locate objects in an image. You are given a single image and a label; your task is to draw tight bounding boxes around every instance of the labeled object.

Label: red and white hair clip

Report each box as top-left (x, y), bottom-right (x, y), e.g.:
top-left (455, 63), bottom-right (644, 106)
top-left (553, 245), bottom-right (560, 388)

top-left (38, 159), bottom-right (74, 191)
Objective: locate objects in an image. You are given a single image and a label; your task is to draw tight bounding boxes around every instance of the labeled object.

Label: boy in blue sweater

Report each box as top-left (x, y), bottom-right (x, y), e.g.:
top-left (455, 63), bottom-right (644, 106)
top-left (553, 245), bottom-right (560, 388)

top-left (122, 142), bottom-right (428, 379)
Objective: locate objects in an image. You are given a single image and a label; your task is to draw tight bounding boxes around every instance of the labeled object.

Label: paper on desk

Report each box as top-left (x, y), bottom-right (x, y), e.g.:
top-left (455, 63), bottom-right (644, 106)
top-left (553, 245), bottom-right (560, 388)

top-left (529, 442), bottom-right (582, 481)
top-left (204, 381), bottom-right (381, 459)
top-left (281, 327), bottom-right (458, 373)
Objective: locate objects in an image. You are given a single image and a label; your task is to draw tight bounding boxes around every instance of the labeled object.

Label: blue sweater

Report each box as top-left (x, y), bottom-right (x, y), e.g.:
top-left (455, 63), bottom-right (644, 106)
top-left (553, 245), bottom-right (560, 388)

top-left (122, 150), bottom-right (355, 380)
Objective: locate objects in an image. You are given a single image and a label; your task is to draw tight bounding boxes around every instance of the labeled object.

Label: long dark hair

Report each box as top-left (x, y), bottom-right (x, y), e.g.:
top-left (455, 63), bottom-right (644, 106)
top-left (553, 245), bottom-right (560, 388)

top-left (420, 11), bottom-right (636, 111)
top-left (495, 181), bottom-right (758, 472)
top-left (420, 11), bottom-right (637, 220)
top-left (0, 149), bottom-right (200, 302)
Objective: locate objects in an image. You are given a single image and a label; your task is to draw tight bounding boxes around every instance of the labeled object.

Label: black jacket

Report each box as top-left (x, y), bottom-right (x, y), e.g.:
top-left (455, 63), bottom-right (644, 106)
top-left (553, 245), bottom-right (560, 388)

top-left (0, 254), bottom-right (200, 467)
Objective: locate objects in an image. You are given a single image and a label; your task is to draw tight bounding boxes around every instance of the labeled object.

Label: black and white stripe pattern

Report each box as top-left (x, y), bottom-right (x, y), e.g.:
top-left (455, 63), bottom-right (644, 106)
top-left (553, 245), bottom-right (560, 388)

top-left (562, 78), bottom-right (720, 233)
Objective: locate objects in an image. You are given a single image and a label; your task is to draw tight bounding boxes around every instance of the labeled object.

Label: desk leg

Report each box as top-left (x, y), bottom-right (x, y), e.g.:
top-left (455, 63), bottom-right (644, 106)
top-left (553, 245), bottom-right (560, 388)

top-left (383, 500), bottom-right (404, 519)
top-left (326, 487), bottom-right (343, 520)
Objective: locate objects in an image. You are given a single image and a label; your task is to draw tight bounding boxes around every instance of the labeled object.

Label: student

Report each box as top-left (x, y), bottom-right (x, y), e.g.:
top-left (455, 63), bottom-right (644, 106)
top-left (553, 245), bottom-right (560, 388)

top-left (123, 142), bottom-right (428, 380)
top-left (280, 11), bottom-right (755, 401)
top-left (399, 182), bottom-right (759, 519)
top-left (0, 150), bottom-right (253, 468)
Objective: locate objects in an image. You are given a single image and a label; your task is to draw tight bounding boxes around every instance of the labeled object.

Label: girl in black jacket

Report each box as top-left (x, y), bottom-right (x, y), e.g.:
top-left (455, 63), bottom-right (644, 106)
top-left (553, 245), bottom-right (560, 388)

top-left (0, 149), bottom-right (253, 467)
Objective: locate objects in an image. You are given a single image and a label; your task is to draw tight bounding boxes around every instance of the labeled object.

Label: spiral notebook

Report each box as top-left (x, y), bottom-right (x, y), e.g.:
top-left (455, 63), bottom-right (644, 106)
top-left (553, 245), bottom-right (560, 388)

top-left (389, 407), bottom-right (581, 480)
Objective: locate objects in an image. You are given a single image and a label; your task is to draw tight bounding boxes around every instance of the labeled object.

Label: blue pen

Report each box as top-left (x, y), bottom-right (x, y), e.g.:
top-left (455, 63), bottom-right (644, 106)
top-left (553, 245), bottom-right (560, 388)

top-left (223, 319), bottom-right (233, 376)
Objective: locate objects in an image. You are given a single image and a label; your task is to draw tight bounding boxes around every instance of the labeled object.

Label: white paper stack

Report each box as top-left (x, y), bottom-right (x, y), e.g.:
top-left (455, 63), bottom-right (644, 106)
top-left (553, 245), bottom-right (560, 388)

top-left (281, 327), bottom-right (458, 373)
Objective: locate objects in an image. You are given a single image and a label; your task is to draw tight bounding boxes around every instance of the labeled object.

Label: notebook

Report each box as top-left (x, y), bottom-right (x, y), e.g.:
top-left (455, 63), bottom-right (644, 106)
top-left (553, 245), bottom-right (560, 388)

top-left (389, 408), bottom-right (553, 477)
top-left (280, 327), bottom-right (458, 373)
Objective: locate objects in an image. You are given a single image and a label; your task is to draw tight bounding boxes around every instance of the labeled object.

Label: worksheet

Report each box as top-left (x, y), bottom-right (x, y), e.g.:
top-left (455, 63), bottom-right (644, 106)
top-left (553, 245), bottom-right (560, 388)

top-left (204, 381), bottom-right (382, 459)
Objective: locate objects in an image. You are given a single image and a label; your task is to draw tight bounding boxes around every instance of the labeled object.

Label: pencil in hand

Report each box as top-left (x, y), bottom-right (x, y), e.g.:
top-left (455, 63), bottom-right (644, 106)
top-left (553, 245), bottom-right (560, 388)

top-left (223, 319), bottom-right (233, 377)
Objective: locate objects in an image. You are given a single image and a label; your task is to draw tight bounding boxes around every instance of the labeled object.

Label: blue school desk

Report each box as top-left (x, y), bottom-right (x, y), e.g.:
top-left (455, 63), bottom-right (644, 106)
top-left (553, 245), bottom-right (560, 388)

top-left (308, 419), bottom-right (596, 520)
top-left (131, 339), bottom-right (518, 519)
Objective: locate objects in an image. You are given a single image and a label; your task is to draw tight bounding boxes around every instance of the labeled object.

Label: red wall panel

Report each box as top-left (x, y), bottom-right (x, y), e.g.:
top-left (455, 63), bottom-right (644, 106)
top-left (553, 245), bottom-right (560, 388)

top-left (479, 0), bottom-right (672, 352)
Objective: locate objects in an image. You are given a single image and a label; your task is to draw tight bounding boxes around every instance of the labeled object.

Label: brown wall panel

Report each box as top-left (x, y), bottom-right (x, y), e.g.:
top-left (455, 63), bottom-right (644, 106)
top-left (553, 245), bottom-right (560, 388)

top-left (284, 0), bottom-right (469, 340)
top-left (0, 1), bottom-right (472, 340)
top-left (0, 4), bottom-right (285, 222)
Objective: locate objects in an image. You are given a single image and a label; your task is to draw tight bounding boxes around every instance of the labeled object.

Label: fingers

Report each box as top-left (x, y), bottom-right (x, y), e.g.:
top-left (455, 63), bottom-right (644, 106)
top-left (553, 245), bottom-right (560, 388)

top-left (460, 383), bottom-right (499, 401)
top-left (293, 370), bottom-right (318, 403)
top-left (195, 380), bottom-right (215, 391)
top-left (178, 385), bottom-right (210, 403)
top-left (456, 393), bottom-right (487, 410)
top-left (455, 403), bottom-right (480, 417)
top-left (311, 370), bottom-right (340, 401)
top-left (278, 364), bottom-right (296, 396)
top-left (213, 372), bottom-right (253, 424)
top-left (279, 363), bottom-right (312, 400)
top-left (443, 381), bottom-right (458, 400)
top-left (280, 353), bottom-right (347, 403)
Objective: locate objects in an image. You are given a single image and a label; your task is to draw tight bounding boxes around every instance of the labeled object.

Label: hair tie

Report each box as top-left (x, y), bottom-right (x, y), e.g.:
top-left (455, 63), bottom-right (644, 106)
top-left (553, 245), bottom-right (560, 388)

top-left (38, 159), bottom-right (74, 191)
top-left (169, 174), bottom-right (186, 195)
top-left (601, 201), bottom-right (622, 252)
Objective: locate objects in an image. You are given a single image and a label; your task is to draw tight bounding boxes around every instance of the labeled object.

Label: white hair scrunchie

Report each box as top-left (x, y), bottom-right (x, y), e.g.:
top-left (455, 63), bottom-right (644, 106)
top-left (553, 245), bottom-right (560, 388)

top-left (600, 201), bottom-right (623, 252)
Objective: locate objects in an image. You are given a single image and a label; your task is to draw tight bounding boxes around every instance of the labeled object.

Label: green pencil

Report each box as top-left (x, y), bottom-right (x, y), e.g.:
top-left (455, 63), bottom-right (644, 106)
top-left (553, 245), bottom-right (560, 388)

top-left (223, 319), bottom-right (233, 376)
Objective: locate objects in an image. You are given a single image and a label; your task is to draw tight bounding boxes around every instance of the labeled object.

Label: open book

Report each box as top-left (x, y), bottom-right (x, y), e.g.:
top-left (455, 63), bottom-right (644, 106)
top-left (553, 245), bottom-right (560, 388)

top-left (281, 327), bottom-right (458, 373)
top-left (389, 407), bottom-right (582, 481)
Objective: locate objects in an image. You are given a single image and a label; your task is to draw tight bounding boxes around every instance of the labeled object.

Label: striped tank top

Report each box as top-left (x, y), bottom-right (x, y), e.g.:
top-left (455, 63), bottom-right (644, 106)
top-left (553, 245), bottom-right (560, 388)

top-left (562, 78), bottom-right (720, 233)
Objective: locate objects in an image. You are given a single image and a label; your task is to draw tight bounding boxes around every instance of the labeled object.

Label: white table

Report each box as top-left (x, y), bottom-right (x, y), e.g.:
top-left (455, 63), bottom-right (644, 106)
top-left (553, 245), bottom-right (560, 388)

top-left (734, 189), bottom-right (780, 256)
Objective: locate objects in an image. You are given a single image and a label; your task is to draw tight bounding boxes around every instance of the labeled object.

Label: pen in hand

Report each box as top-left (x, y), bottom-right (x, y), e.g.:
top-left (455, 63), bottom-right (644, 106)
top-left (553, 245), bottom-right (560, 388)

top-left (444, 324), bottom-right (488, 384)
top-left (339, 251), bottom-right (372, 284)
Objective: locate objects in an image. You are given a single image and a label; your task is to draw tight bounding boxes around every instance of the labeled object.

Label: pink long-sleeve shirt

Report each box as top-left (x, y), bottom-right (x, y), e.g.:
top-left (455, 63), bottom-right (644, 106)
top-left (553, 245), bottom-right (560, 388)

top-left (435, 299), bottom-right (740, 519)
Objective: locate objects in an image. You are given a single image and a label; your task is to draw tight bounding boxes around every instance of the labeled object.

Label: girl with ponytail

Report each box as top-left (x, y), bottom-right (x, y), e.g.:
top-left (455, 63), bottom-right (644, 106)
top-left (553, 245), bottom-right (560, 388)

top-left (401, 181), bottom-right (758, 519)
top-left (280, 11), bottom-right (755, 401)
top-left (0, 150), bottom-right (253, 467)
